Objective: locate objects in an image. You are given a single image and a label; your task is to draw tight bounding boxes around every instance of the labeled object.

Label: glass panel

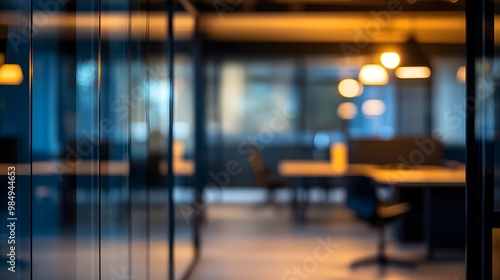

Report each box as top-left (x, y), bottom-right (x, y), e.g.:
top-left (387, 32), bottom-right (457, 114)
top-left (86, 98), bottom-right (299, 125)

top-left (74, 1), bottom-right (101, 279)
top-left (13, 0), bottom-right (186, 279)
top-left (0, 1), bottom-right (31, 279)
top-left (100, 0), bottom-right (132, 278)
top-left (493, 0), bottom-right (500, 213)
top-left (30, 1), bottom-right (101, 279)
top-left (173, 54), bottom-right (196, 279)
top-left (129, 3), bottom-right (155, 280)
top-left (147, 34), bottom-right (170, 280)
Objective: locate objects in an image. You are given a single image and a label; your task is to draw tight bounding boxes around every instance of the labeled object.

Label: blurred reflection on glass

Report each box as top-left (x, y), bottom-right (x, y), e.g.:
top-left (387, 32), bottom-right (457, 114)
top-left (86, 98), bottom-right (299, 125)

top-left (147, 55), bottom-right (170, 280)
top-left (0, 1), bottom-right (31, 280)
top-left (493, 0), bottom-right (500, 214)
top-left (337, 102), bottom-right (358, 120)
top-left (216, 59), bottom-right (298, 143)
top-left (25, 1), bottom-right (186, 279)
top-left (172, 55), bottom-right (196, 280)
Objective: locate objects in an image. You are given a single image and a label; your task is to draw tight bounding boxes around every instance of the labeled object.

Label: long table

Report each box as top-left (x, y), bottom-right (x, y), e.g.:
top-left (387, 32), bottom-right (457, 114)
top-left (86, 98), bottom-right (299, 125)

top-left (278, 160), bottom-right (466, 260)
top-left (278, 161), bottom-right (465, 185)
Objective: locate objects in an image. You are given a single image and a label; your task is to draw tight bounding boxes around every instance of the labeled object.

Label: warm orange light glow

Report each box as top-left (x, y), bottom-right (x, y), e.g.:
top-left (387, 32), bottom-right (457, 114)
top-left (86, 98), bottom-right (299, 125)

top-left (0, 53), bottom-right (4, 65)
top-left (456, 66), bottom-right (466, 83)
top-left (337, 102), bottom-right (358, 120)
top-left (0, 11), bottom-right (473, 44)
top-left (173, 141), bottom-right (185, 159)
top-left (395, 66), bottom-right (431, 79)
top-left (0, 64), bottom-right (24, 85)
top-left (359, 64), bottom-right (389, 85)
top-left (330, 142), bottom-right (348, 174)
top-left (362, 99), bottom-right (386, 117)
top-left (338, 78), bottom-right (363, 98)
top-left (380, 52), bottom-right (400, 69)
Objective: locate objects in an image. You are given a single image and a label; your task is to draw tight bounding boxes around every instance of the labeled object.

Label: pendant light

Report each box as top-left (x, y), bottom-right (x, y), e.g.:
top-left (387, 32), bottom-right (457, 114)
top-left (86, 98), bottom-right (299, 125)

top-left (395, 20), bottom-right (432, 80)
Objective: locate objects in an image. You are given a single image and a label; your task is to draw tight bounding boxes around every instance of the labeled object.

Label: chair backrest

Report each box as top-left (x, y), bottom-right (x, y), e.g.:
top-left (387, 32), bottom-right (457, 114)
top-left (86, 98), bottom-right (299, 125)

top-left (248, 147), bottom-right (269, 186)
top-left (345, 176), bottom-right (379, 222)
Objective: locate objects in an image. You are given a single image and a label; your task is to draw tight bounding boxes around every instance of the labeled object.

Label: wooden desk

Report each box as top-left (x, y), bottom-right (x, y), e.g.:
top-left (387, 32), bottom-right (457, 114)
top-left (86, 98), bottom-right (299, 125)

top-left (278, 160), bottom-right (465, 260)
top-left (278, 161), bottom-right (465, 185)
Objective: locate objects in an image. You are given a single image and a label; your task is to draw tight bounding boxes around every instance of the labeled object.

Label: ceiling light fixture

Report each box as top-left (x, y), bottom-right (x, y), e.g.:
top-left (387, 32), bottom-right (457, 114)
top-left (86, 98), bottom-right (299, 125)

top-left (359, 64), bottom-right (389, 86)
top-left (338, 79), bottom-right (363, 98)
top-left (337, 102), bottom-right (358, 120)
top-left (362, 99), bottom-right (386, 117)
top-left (395, 35), bottom-right (432, 79)
top-left (380, 52), bottom-right (400, 69)
top-left (395, 67), bottom-right (431, 79)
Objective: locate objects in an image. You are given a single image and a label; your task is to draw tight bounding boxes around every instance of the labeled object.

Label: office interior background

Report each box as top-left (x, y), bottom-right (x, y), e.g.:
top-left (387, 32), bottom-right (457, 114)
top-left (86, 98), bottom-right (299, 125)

top-left (1, 0), bottom-right (500, 279)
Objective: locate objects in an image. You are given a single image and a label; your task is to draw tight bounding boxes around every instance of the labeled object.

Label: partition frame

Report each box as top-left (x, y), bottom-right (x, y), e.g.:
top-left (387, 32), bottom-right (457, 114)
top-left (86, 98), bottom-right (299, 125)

top-left (465, 0), bottom-right (496, 279)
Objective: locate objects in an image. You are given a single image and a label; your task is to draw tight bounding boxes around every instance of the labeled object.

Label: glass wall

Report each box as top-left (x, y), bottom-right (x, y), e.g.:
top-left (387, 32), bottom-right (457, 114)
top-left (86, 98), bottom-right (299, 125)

top-left (198, 4), bottom-right (466, 279)
top-left (0, 1), bottom-right (198, 279)
top-left (0, 1), bottom-right (31, 279)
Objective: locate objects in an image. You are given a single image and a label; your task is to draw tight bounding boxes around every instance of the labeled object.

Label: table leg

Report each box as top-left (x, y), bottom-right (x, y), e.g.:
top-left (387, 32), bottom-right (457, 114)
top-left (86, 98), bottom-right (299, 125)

top-left (424, 187), bottom-right (434, 261)
top-left (292, 177), bottom-right (306, 223)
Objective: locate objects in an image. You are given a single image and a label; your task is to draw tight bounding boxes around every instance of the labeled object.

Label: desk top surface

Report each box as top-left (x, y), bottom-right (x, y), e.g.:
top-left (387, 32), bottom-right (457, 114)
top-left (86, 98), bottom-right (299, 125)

top-left (278, 160), bottom-right (465, 186)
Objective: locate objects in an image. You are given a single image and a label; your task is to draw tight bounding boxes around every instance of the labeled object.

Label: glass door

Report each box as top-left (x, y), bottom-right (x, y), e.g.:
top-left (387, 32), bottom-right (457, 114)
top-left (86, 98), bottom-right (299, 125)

top-left (466, 0), bottom-right (499, 279)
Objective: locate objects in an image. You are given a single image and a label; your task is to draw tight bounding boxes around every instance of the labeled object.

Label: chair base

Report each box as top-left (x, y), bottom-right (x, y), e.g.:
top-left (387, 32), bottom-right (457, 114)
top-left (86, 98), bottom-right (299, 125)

top-left (350, 255), bottom-right (415, 270)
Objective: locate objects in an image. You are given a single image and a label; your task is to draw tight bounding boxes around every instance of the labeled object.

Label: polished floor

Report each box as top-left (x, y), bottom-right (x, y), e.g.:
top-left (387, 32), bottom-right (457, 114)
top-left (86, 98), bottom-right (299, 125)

top-left (189, 203), bottom-right (465, 280)
top-left (28, 203), bottom-right (196, 280)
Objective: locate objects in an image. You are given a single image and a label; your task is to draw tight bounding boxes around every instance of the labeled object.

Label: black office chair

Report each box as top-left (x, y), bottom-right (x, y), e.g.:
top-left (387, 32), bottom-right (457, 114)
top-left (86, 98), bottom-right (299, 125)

top-left (248, 147), bottom-right (289, 203)
top-left (345, 176), bottom-right (415, 270)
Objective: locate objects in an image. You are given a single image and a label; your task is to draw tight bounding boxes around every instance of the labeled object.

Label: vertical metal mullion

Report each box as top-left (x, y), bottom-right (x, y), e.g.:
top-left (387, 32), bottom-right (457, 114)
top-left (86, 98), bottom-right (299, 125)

top-left (466, 0), bottom-right (494, 279)
top-left (127, 0), bottom-right (133, 279)
top-left (193, 28), bottom-right (205, 262)
top-left (482, 1), bottom-right (494, 279)
top-left (97, 0), bottom-right (102, 278)
top-left (167, 0), bottom-right (175, 278)
top-left (29, 0), bottom-right (33, 278)
top-left (145, 0), bottom-right (152, 279)
top-left (466, 0), bottom-right (482, 278)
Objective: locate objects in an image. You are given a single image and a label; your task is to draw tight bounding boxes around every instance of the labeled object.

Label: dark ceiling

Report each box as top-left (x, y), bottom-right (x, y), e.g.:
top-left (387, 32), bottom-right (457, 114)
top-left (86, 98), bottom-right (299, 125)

top-left (0, 0), bottom-right (465, 13)
top-left (186, 0), bottom-right (465, 13)
top-left (0, 0), bottom-right (466, 13)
